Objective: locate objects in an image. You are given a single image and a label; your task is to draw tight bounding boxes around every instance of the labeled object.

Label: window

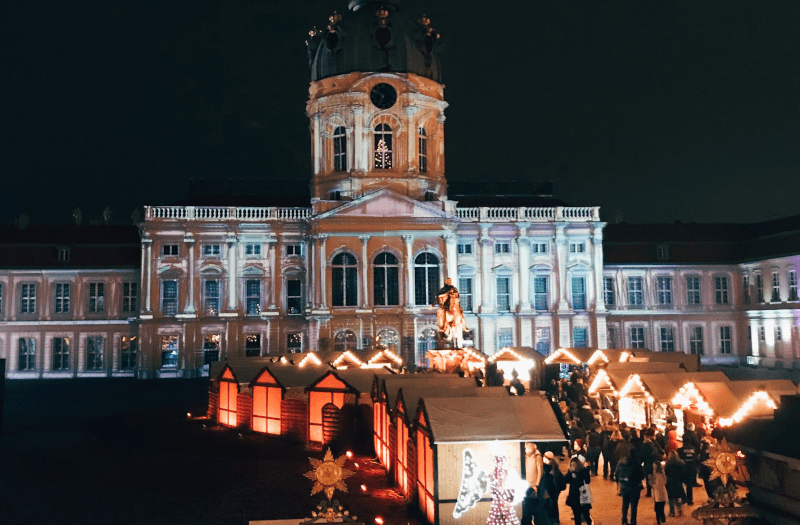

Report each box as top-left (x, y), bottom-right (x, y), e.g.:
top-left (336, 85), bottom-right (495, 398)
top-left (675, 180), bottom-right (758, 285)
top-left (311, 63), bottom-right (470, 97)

top-left (203, 244), bottom-right (221, 257)
top-left (459, 277), bottom-right (473, 312)
top-left (161, 335), bottom-right (178, 368)
top-left (756, 273), bottom-right (764, 302)
top-left (497, 328), bottom-right (513, 350)
top-left (531, 242), bottom-right (548, 254)
top-left (122, 282), bottom-right (137, 313)
top-left (18, 338), bottom-right (35, 371)
top-left (245, 334), bottom-right (261, 357)
top-left (86, 336), bottom-right (104, 371)
top-left (417, 328), bottom-right (437, 366)
top-left (374, 252), bottom-right (399, 306)
top-left (569, 242), bottom-right (585, 253)
top-left (20, 283), bottom-right (36, 314)
top-left (161, 281), bottom-right (178, 316)
top-left (630, 326), bottom-right (645, 349)
top-left (203, 334), bottom-right (220, 365)
top-left (657, 245), bottom-right (669, 261)
top-left (374, 123), bottom-right (392, 169)
top-left (573, 327), bottom-right (588, 348)
top-left (571, 276), bottom-right (586, 311)
top-left (204, 280), bottom-right (220, 315)
top-left (376, 329), bottom-right (399, 352)
top-left (656, 277), bottom-right (673, 306)
top-left (603, 277), bottom-right (615, 307)
top-left (742, 274), bottom-right (750, 304)
top-left (789, 270), bottom-right (798, 301)
top-left (686, 276), bottom-right (701, 307)
top-left (52, 337), bottom-right (70, 371)
top-left (332, 253), bottom-right (358, 307)
top-left (287, 333), bottom-right (302, 353)
top-left (287, 244), bottom-right (303, 257)
top-left (457, 242), bottom-right (473, 255)
top-left (414, 251), bottom-right (439, 306)
top-left (715, 276), bottom-right (729, 304)
top-left (88, 282), bottom-right (104, 313)
top-left (162, 244), bottom-right (179, 257)
top-left (660, 327), bottom-right (674, 352)
top-left (58, 248), bottom-right (70, 261)
top-left (245, 243), bottom-right (261, 257)
top-left (287, 279), bottom-right (303, 314)
top-left (55, 283), bottom-right (70, 313)
top-left (607, 326), bottom-right (617, 349)
top-left (627, 277), bottom-right (643, 307)
top-left (534, 276), bottom-right (548, 311)
top-left (759, 326), bottom-right (766, 342)
top-left (776, 325), bottom-right (782, 342)
top-left (535, 328), bottom-right (551, 356)
top-left (246, 280), bottom-right (261, 316)
top-left (334, 330), bottom-right (358, 352)
top-left (496, 277), bottom-right (511, 312)
top-left (121, 336), bottom-right (137, 370)
top-left (771, 271), bottom-right (781, 302)
top-left (689, 326), bottom-right (704, 355)
top-left (719, 326), bottom-right (731, 354)
top-left (495, 243), bottom-right (511, 254)
top-left (333, 125), bottom-right (347, 172)
top-left (418, 127), bottom-right (427, 173)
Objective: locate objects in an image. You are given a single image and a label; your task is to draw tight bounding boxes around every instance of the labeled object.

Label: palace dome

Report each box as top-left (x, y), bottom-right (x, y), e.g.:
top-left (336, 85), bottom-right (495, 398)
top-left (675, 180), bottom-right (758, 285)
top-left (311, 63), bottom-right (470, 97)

top-left (307, 0), bottom-right (443, 83)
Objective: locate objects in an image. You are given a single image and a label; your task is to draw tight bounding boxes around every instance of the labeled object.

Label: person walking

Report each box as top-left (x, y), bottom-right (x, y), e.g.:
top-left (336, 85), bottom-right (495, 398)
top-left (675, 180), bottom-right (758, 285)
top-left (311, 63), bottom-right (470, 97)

top-left (616, 449), bottom-right (644, 525)
top-left (564, 457), bottom-right (593, 525)
top-left (678, 440), bottom-right (698, 505)
top-left (539, 451), bottom-right (566, 525)
top-left (648, 461), bottom-right (669, 525)
top-left (605, 429), bottom-right (624, 481)
top-left (586, 424), bottom-right (603, 477)
top-left (665, 450), bottom-right (686, 517)
top-left (640, 430), bottom-right (664, 498)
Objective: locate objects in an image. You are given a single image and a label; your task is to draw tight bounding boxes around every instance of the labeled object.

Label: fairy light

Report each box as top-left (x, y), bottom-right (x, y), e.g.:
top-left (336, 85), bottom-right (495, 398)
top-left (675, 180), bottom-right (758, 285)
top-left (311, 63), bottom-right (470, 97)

top-left (588, 369), bottom-right (618, 396)
top-left (453, 449), bottom-right (489, 519)
top-left (671, 382), bottom-right (714, 417)
top-left (587, 350), bottom-right (609, 365)
top-left (333, 350), bottom-right (364, 369)
top-left (299, 353), bottom-right (322, 367)
top-left (361, 484), bottom-right (368, 492)
top-left (544, 348), bottom-right (581, 365)
top-left (363, 349), bottom-right (403, 369)
top-left (718, 391), bottom-right (778, 427)
top-left (619, 351), bottom-right (631, 362)
top-left (617, 374), bottom-right (655, 404)
top-left (279, 356), bottom-right (288, 364)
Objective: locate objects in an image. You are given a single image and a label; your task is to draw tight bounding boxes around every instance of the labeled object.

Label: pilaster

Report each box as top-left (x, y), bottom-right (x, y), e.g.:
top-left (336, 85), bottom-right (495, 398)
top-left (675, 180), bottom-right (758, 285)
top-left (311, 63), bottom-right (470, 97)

top-left (403, 234), bottom-right (414, 308)
top-left (479, 224), bottom-right (493, 313)
top-left (360, 234), bottom-right (370, 308)
top-left (443, 231), bottom-right (457, 281)
top-left (184, 234), bottom-right (196, 314)
top-left (226, 233), bottom-right (238, 312)
top-left (517, 222), bottom-right (531, 312)
top-left (555, 224), bottom-right (569, 312)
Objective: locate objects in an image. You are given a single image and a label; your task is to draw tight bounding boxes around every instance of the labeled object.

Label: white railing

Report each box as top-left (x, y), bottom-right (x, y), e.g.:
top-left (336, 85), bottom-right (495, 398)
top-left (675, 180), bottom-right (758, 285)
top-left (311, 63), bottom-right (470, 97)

top-left (455, 206), bottom-right (599, 222)
top-left (146, 206), bottom-right (311, 221)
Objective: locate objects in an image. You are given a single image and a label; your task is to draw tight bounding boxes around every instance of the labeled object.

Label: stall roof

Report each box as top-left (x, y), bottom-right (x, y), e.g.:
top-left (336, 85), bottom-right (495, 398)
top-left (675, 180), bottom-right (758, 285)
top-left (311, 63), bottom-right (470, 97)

top-left (628, 352), bottom-right (701, 372)
top-left (726, 379), bottom-right (797, 401)
top-left (489, 347), bottom-right (546, 363)
top-left (635, 374), bottom-right (683, 402)
top-left (664, 371), bottom-right (730, 385)
top-left (605, 362), bottom-right (685, 375)
top-left (422, 395), bottom-right (565, 443)
top-left (381, 375), bottom-right (480, 407)
top-left (693, 382), bottom-right (741, 418)
top-left (333, 368), bottom-right (394, 394)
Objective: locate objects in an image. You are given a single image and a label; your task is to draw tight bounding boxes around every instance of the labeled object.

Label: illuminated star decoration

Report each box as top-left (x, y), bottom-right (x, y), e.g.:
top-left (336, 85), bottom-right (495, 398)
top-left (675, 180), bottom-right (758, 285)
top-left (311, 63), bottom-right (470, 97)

top-left (305, 449), bottom-right (354, 501)
top-left (453, 449), bottom-right (489, 518)
top-left (703, 438), bottom-right (748, 487)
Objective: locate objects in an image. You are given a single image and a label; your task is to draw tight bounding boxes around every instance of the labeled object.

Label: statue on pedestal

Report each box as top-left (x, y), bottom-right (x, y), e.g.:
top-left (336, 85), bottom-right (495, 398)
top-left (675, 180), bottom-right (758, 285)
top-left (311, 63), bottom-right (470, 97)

top-left (437, 278), bottom-right (466, 348)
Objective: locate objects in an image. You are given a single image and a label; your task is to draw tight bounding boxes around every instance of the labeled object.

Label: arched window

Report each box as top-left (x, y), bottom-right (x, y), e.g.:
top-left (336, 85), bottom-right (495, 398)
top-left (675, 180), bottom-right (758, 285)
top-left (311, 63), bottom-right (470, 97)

top-left (376, 328), bottom-right (399, 352)
top-left (374, 252), bottom-right (399, 306)
top-left (418, 127), bottom-right (427, 173)
top-left (417, 328), bottom-right (437, 366)
top-left (334, 330), bottom-right (358, 352)
top-left (333, 126), bottom-right (347, 172)
top-left (414, 251), bottom-right (440, 306)
top-left (374, 123), bottom-right (393, 169)
top-left (332, 253), bottom-right (358, 307)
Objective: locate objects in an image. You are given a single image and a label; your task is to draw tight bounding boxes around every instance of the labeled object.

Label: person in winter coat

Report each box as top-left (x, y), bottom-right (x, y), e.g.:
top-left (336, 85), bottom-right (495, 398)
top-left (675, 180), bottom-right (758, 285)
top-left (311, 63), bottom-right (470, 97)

top-left (648, 461), bottom-right (669, 525)
top-left (678, 441), bottom-right (698, 505)
top-left (665, 424), bottom-right (680, 454)
top-left (615, 433), bottom-right (635, 467)
top-left (577, 403), bottom-right (596, 430)
top-left (539, 451), bottom-right (566, 525)
top-left (640, 431), bottom-right (664, 497)
top-left (586, 424), bottom-right (603, 476)
top-left (616, 448), bottom-right (644, 525)
top-left (604, 429), bottom-right (623, 480)
top-left (665, 450), bottom-right (686, 517)
top-left (564, 457), bottom-right (593, 525)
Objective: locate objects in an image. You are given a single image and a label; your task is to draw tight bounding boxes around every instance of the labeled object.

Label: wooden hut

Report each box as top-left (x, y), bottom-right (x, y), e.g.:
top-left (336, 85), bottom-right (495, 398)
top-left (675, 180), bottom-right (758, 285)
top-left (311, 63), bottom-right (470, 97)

top-left (426, 347), bottom-right (488, 375)
top-left (487, 347), bottom-right (546, 390)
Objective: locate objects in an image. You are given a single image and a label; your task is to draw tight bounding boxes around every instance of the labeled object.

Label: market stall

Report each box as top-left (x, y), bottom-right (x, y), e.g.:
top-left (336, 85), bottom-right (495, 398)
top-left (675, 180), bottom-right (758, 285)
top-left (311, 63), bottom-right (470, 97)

top-left (487, 347), bottom-right (545, 391)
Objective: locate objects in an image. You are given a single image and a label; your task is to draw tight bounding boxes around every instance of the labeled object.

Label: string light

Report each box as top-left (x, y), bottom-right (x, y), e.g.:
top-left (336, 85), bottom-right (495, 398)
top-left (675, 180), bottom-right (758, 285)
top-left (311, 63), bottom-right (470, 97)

top-left (333, 350), bottom-right (364, 369)
top-left (671, 382), bottom-right (714, 417)
top-left (453, 449), bottom-right (488, 519)
top-left (718, 390), bottom-right (778, 427)
top-left (617, 374), bottom-right (654, 404)
top-left (544, 348), bottom-right (581, 365)
top-left (299, 353), bottom-right (322, 367)
top-left (587, 350), bottom-right (609, 365)
top-left (619, 351), bottom-right (631, 362)
top-left (588, 368), bottom-right (618, 396)
top-left (363, 349), bottom-right (403, 369)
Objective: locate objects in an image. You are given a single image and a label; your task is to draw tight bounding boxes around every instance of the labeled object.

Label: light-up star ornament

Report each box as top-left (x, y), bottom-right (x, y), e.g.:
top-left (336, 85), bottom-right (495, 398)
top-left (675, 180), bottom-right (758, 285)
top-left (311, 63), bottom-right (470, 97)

top-left (703, 438), bottom-right (747, 486)
top-left (305, 449), bottom-right (354, 501)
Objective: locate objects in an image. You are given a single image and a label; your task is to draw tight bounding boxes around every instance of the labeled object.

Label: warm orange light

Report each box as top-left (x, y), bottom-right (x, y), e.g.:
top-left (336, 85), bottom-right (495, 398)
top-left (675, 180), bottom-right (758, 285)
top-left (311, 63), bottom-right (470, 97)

top-left (186, 412), bottom-right (192, 418)
top-left (361, 484), bottom-right (368, 492)
top-left (354, 462), bottom-right (359, 469)
top-left (346, 451), bottom-right (353, 458)
top-left (374, 518), bottom-right (384, 525)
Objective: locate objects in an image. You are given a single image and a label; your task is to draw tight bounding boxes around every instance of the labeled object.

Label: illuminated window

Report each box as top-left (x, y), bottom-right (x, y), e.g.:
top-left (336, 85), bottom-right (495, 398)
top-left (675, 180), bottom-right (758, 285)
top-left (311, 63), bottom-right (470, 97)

top-left (630, 326), bottom-right (645, 349)
top-left (416, 328), bottom-right (437, 366)
top-left (496, 277), bottom-right (511, 311)
top-left (457, 242), bottom-right (473, 254)
top-left (719, 326), bottom-right (731, 354)
top-left (686, 276), bottom-right (701, 307)
top-left (55, 283), bottom-right (70, 313)
top-left (572, 276), bottom-right (586, 311)
top-left (88, 282), bottom-right (104, 313)
top-left (245, 243), bottom-right (261, 257)
top-left (715, 276), bottom-right (729, 304)
top-left (532, 242), bottom-right (548, 254)
top-left (569, 242), bottom-right (585, 253)
top-left (627, 277), bottom-right (643, 307)
top-left (573, 327), bottom-right (588, 348)
top-left (246, 280), bottom-right (261, 316)
top-left (332, 253), bottom-right (358, 307)
top-left (286, 279), bottom-right (303, 314)
top-left (122, 282), bottom-right (137, 313)
top-left (535, 327), bottom-right (551, 356)
top-left (202, 244), bottom-right (221, 257)
top-left (789, 270), bottom-right (798, 301)
top-left (204, 280), bottom-right (220, 315)
top-left (161, 281), bottom-right (178, 316)
top-left (603, 277), bottom-right (615, 307)
top-left (689, 326), bottom-right (704, 355)
top-left (656, 277), bottom-right (673, 306)
top-left (414, 251), bottom-right (439, 306)
top-left (162, 244), bottom-right (179, 257)
top-left (287, 244), bottom-right (303, 257)
top-left (121, 336), bottom-right (137, 370)
top-left (742, 274), bottom-right (750, 304)
top-left (495, 242), bottom-right (511, 254)
top-left (459, 277), bottom-right (473, 312)
top-left (534, 276), bottom-right (548, 311)
top-left (373, 123), bottom-right (392, 169)
top-left (160, 335), bottom-right (178, 368)
top-left (287, 333), bottom-right (302, 353)
top-left (771, 271), bottom-right (781, 302)
top-left (252, 370), bottom-right (281, 434)
top-left (20, 283), bottom-right (36, 314)
top-left (497, 328), bottom-right (513, 350)
top-left (333, 126), bottom-right (347, 172)
top-left (18, 338), bottom-right (35, 371)
top-left (660, 326), bottom-right (674, 352)
top-left (334, 330), bottom-right (357, 352)
top-left (245, 334), bottom-right (261, 357)
top-left (374, 252), bottom-right (399, 306)
top-left (86, 336), bottom-right (104, 371)
top-left (218, 369), bottom-right (238, 427)
top-left (376, 329), bottom-right (399, 352)
top-left (52, 337), bottom-right (70, 371)
top-left (203, 334), bottom-right (220, 365)
top-left (756, 273), bottom-right (764, 302)
top-left (418, 127), bottom-right (427, 173)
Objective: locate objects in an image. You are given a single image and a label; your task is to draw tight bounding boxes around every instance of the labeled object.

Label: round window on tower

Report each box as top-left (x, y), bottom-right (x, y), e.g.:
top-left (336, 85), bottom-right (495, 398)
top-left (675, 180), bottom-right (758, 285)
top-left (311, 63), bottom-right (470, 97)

top-left (370, 83), bottom-right (397, 109)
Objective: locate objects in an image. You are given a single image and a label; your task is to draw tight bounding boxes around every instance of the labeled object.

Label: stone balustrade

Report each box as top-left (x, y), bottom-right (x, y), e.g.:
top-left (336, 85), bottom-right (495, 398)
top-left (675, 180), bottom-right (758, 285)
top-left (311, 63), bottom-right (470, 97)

top-left (455, 206), bottom-right (600, 222)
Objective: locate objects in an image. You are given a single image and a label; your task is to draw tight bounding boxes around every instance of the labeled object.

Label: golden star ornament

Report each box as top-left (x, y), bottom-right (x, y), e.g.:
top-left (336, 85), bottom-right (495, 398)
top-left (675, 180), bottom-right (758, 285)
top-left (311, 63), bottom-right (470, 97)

top-left (304, 449), bottom-right (354, 500)
top-left (703, 438), bottom-right (748, 486)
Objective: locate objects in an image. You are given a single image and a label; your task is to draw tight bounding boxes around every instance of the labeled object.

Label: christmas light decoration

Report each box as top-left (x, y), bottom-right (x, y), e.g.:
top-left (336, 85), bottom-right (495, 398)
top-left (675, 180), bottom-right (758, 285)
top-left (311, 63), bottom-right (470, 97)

top-left (363, 349), bottom-right (403, 368)
top-left (717, 390), bottom-right (778, 427)
top-left (299, 353), bottom-right (323, 367)
top-left (588, 368), bottom-right (618, 396)
top-left (486, 454), bottom-right (520, 525)
top-left (617, 374), bottom-right (655, 404)
top-left (544, 348), bottom-right (581, 365)
top-left (587, 350), bottom-right (609, 365)
top-left (671, 382), bottom-right (714, 417)
top-left (619, 351), bottom-right (631, 362)
top-left (453, 449), bottom-right (525, 523)
top-left (374, 139), bottom-right (392, 169)
top-left (333, 350), bottom-right (364, 369)
top-left (453, 449), bottom-right (488, 518)
top-left (703, 438), bottom-right (748, 486)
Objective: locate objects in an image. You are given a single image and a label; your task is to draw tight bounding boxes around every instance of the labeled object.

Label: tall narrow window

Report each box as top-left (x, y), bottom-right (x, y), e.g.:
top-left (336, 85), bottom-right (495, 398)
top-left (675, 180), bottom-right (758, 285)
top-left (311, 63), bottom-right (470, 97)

top-left (86, 336), bottom-right (104, 371)
top-left (789, 270), bottom-right (798, 301)
top-left (121, 336), bottom-right (137, 370)
top-left (627, 277), bottom-right (643, 307)
top-left (686, 276), bottom-right (701, 307)
top-left (374, 123), bottom-right (392, 169)
top-left (573, 327), bottom-right (588, 348)
top-left (715, 276), bottom-right (729, 304)
top-left (374, 252), bottom-right (399, 306)
top-left (776, 325), bottom-right (782, 342)
top-left (742, 274), bottom-right (750, 304)
top-left (660, 327), bottom-right (674, 352)
top-left (88, 282), bottom-right (104, 313)
top-left (414, 252), bottom-right (439, 306)
top-left (756, 273), bottom-right (764, 302)
top-left (416, 328), bottom-right (437, 366)
top-left (161, 335), bottom-right (178, 368)
top-left (286, 279), bottom-right (303, 313)
top-left (571, 276), bottom-right (586, 311)
top-left (377, 329), bottom-right (399, 352)
top-left (534, 276), bottom-right (549, 311)
top-left (496, 277), bottom-right (511, 312)
top-left (459, 277), bottom-right (473, 312)
top-left (497, 328), bottom-right (513, 349)
top-left (52, 337), bottom-right (70, 371)
top-left (332, 253), bottom-right (358, 307)
top-left (333, 126), bottom-right (347, 172)
top-left (719, 326), bottom-right (731, 354)
top-left (771, 271), bottom-right (781, 302)
top-left (245, 334), bottom-right (261, 357)
top-left (630, 326), bottom-right (645, 349)
top-left (161, 281), bottom-right (178, 316)
top-left (246, 280), bottom-right (261, 315)
top-left (203, 334), bottom-right (220, 365)
top-left (204, 280), bottom-right (220, 315)
top-left (607, 326), bottom-right (617, 349)
top-left (20, 283), bottom-right (36, 314)
top-left (55, 283), bottom-right (70, 313)
top-left (287, 333), bottom-right (302, 353)
top-left (535, 328), bottom-right (551, 356)
top-left (418, 127), bottom-right (427, 173)
top-left (18, 338), bottom-right (35, 371)
top-left (334, 330), bottom-right (358, 352)
top-left (122, 282), bottom-right (137, 313)
top-left (603, 277), bottom-right (615, 307)
top-left (656, 277), bottom-right (673, 306)
top-left (689, 326), bottom-right (704, 355)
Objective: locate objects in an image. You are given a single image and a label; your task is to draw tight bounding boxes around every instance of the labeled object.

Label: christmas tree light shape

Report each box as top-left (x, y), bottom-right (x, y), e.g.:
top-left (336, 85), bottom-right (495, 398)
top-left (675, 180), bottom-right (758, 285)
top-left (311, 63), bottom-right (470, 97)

top-left (453, 449), bottom-right (489, 518)
top-left (453, 449), bottom-right (526, 522)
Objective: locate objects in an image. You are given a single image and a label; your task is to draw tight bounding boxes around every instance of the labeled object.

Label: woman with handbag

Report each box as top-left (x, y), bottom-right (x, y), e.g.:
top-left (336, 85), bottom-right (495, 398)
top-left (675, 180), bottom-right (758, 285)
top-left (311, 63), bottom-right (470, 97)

top-left (564, 457), bottom-right (593, 525)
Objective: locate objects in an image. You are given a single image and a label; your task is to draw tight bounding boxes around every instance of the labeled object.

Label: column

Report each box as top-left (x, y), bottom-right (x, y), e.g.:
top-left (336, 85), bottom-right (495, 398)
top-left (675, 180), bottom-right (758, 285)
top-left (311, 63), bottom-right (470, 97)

top-left (555, 224), bottom-right (569, 312)
top-left (313, 113), bottom-right (321, 175)
top-left (184, 234), bottom-right (195, 314)
top-left (143, 237), bottom-right (152, 312)
top-left (592, 225), bottom-right (606, 311)
top-left (226, 233), bottom-right (238, 312)
top-left (346, 126), bottom-right (354, 172)
top-left (360, 234), bottom-right (370, 308)
top-left (267, 237), bottom-right (278, 310)
top-left (319, 235), bottom-right (328, 309)
top-left (479, 224), bottom-right (493, 313)
top-left (352, 106), bottom-right (363, 172)
top-left (403, 235), bottom-right (414, 307)
top-left (305, 237), bottom-right (315, 309)
top-left (406, 105), bottom-right (418, 170)
top-left (443, 231), bottom-right (457, 281)
top-left (516, 223), bottom-right (531, 312)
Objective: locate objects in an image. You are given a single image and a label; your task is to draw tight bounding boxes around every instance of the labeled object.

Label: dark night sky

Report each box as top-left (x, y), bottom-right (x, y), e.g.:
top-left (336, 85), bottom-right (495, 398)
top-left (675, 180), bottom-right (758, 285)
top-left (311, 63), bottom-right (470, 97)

top-left (3, 0), bottom-right (799, 226)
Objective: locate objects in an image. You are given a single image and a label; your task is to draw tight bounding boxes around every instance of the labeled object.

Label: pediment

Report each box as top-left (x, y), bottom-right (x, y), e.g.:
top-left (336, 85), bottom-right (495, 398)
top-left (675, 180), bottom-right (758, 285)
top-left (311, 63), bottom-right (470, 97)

top-left (313, 189), bottom-right (455, 221)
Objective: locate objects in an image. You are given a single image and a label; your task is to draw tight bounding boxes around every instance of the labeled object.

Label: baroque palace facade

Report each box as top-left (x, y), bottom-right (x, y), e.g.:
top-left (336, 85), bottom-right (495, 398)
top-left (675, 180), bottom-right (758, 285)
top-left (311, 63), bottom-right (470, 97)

top-left (1, 0), bottom-right (798, 378)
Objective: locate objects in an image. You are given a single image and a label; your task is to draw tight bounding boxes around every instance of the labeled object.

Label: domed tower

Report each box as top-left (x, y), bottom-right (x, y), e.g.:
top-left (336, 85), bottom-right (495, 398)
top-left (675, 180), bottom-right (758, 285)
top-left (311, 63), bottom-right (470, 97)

top-left (306, 0), bottom-right (448, 212)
